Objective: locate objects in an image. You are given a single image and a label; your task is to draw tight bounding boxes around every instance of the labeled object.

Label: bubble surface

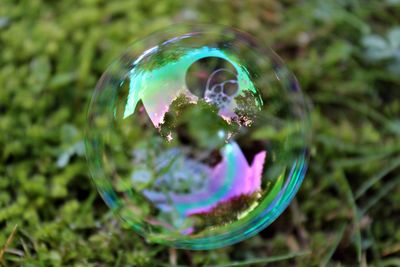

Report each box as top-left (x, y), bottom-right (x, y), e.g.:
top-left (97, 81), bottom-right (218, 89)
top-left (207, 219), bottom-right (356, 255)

top-left (85, 24), bottom-right (310, 249)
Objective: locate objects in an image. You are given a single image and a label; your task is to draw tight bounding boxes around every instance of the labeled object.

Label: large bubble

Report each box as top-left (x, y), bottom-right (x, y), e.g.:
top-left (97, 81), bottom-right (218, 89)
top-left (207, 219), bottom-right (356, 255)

top-left (85, 24), bottom-right (310, 249)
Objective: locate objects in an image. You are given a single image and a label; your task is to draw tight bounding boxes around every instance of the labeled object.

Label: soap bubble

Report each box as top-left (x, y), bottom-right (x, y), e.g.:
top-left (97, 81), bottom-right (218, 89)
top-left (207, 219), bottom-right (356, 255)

top-left (85, 24), bottom-right (310, 249)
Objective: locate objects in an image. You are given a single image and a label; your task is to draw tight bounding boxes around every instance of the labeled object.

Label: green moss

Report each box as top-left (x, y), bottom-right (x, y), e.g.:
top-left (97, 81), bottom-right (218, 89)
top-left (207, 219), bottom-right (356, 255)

top-left (0, 0), bottom-right (399, 266)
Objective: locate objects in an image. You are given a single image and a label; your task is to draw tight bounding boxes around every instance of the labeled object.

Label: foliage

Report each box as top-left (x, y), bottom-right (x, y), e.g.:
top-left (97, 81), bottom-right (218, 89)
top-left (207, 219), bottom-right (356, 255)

top-left (0, 0), bottom-right (400, 266)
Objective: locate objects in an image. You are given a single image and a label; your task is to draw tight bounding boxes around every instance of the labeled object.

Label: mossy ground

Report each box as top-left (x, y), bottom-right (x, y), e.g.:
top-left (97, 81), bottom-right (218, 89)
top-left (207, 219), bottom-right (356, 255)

top-left (1, 0), bottom-right (400, 266)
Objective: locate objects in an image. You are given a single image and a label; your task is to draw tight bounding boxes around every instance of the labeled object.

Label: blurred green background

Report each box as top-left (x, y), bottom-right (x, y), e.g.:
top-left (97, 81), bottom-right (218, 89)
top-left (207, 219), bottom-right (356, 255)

top-left (1, 0), bottom-right (400, 266)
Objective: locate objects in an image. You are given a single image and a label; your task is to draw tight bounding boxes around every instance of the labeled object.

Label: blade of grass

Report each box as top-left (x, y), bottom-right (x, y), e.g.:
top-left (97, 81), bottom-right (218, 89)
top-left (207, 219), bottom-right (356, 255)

top-left (0, 224), bottom-right (18, 262)
top-left (169, 248), bottom-right (177, 266)
top-left (316, 94), bottom-right (400, 136)
top-left (18, 227), bottom-right (39, 254)
top-left (360, 175), bottom-right (400, 216)
top-left (382, 243), bottom-right (400, 257)
top-left (355, 156), bottom-right (400, 199)
top-left (334, 151), bottom-right (394, 168)
top-left (115, 250), bottom-right (123, 267)
top-left (158, 251), bottom-right (310, 267)
top-left (373, 258), bottom-right (400, 267)
top-left (80, 190), bottom-right (97, 215)
top-left (334, 170), bottom-right (362, 262)
top-left (314, 94), bottom-right (390, 126)
top-left (19, 237), bottom-right (31, 258)
top-left (366, 227), bottom-right (382, 267)
top-left (317, 135), bottom-right (400, 155)
top-left (319, 223), bottom-right (347, 267)
top-left (211, 251), bottom-right (310, 267)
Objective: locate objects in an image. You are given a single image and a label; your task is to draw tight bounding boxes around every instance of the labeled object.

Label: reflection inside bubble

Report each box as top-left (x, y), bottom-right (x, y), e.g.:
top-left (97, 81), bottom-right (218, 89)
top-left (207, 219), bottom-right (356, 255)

top-left (122, 44), bottom-right (268, 233)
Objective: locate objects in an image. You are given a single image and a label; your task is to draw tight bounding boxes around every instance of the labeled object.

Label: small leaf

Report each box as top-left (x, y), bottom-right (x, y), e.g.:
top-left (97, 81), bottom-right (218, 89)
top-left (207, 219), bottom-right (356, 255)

top-left (386, 0), bottom-right (400, 5)
top-left (56, 150), bottom-right (72, 168)
top-left (388, 59), bottom-right (400, 75)
top-left (388, 27), bottom-right (400, 48)
top-left (56, 141), bottom-right (85, 168)
top-left (362, 35), bottom-right (387, 50)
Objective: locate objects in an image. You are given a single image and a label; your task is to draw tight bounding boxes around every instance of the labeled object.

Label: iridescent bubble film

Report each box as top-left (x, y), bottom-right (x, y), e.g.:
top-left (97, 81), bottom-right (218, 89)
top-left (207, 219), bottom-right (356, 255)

top-left (85, 24), bottom-right (310, 249)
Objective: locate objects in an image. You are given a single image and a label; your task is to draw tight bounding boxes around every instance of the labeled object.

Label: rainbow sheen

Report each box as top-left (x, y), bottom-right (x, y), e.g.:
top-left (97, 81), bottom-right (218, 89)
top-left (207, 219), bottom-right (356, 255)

top-left (85, 24), bottom-right (310, 249)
